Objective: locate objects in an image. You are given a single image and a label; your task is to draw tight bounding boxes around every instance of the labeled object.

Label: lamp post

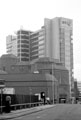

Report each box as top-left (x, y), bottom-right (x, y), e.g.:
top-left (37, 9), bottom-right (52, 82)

top-left (0, 79), bottom-right (5, 114)
top-left (52, 62), bottom-right (54, 104)
top-left (29, 87), bottom-right (32, 107)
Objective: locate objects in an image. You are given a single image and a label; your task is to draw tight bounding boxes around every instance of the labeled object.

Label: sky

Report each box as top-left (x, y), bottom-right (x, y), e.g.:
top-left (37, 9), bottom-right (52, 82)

top-left (0, 0), bottom-right (81, 81)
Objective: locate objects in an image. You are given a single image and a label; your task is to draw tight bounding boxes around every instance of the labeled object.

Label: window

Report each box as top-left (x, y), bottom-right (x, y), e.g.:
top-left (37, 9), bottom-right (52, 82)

top-left (28, 65), bottom-right (31, 70)
top-left (21, 40), bottom-right (29, 44)
top-left (21, 30), bottom-right (29, 35)
top-left (30, 33), bottom-right (39, 38)
top-left (50, 70), bottom-right (52, 74)
top-left (17, 36), bottom-right (20, 39)
top-left (30, 51), bottom-right (38, 56)
top-left (30, 42), bottom-right (38, 46)
top-left (21, 58), bottom-right (29, 61)
top-left (21, 53), bottom-right (29, 57)
top-left (17, 44), bottom-right (20, 48)
top-left (21, 49), bottom-right (29, 52)
top-left (39, 45), bottom-right (44, 50)
top-left (21, 35), bottom-right (29, 39)
top-left (39, 40), bottom-right (44, 45)
top-left (30, 37), bottom-right (38, 43)
top-left (19, 66), bottom-right (24, 71)
top-left (21, 44), bottom-right (29, 48)
top-left (17, 40), bottom-right (20, 43)
top-left (11, 65), bottom-right (15, 70)
top-left (30, 46), bottom-right (38, 51)
top-left (39, 31), bottom-right (44, 36)
top-left (39, 54), bottom-right (44, 58)
top-left (3, 66), bottom-right (6, 71)
top-left (39, 36), bottom-right (44, 40)
top-left (30, 55), bottom-right (38, 60)
top-left (17, 49), bottom-right (20, 52)
top-left (39, 50), bottom-right (44, 54)
top-left (18, 53), bottom-right (21, 56)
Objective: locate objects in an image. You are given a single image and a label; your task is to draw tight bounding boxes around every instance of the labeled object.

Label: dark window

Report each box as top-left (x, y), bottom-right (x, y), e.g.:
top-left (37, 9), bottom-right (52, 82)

top-left (30, 55), bottom-right (38, 60)
top-left (21, 44), bottom-right (29, 48)
top-left (3, 66), bottom-right (6, 71)
top-left (30, 33), bottom-right (39, 38)
top-left (17, 31), bottom-right (21, 35)
top-left (21, 58), bottom-right (29, 61)
top-left (21, 40), bottom-right (29, 44)
top-left (17, 40), bottom-right (20, 43)
top-left (21, 30), bottom-right (29, 35)
top-left (28, 65), bottom-right (31, 70)
top-left (50, 70), bottom-right (52, 74)
top-left (21, 49), bottom-right (29, 52)
top-left (17, 36), bottom-right (21, 39)
top-left (17, 49), bottom-right (20, 52)
top-left (30, 46), bottom-right (38, 51)
top-left (19, 66), bottom-right (24, 71)
top-left (17, 35), bottom-right (29, 40)
top-left (30, 51), bottom-right (38, 56)
top-left (21, 35), bottom-right (29, 39)
top-left (30, 37), bottom-right (38, 43)
top-left (30, 42), bottom-right (38, 46)
top-left (17, 44), bottom-right (20, 48)
top-left (21, 53), bottom-right (29, 57)
top-left (11, 65), bottom-right (15, 70)
top-left (18, 53), bottom-right (21, 56)
top-left (17, 30), bottom-right (29, 35)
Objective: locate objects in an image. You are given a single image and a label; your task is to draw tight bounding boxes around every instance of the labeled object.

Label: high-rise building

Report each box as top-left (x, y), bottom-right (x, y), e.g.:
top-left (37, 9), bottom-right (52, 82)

top-left (16, 30), bottom-right (32, 62)
top-left (6, 28), bottom-right (46, 62)
top-left (30, 27), bottom-right (45, 61)
top-left (77, 81), bottom-right (81, 93)
top-left (6, 35), bottom-right (17, 56)
top-left (44, 17), bottom-right (73, 95)
top-left (6, 17), bottom-right (73, 94)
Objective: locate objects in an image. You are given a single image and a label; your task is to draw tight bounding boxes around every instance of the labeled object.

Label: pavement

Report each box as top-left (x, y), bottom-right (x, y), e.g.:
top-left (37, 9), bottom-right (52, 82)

top-left (0, 104), bottom-right (55, 120)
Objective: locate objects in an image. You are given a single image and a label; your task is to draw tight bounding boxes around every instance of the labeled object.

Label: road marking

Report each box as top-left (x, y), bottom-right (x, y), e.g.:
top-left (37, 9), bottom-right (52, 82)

top-left (36, 116), bottom-right (41, 119)
top-left (12, 116), bottom-right (23, 120)
top-left (36, 114), bottom-right (47, 119)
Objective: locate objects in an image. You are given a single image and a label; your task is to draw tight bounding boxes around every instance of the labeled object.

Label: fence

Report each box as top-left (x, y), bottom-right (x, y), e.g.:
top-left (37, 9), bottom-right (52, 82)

top-left (0, 94), bottom-right (39, 105)
top-left (0, 101), bottom-right (43, 113)
top-left (0, 94), bottom-right (42, 113)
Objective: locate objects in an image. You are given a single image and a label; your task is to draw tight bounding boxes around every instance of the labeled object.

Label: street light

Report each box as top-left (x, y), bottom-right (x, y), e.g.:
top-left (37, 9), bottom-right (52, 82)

top-left (0, 79), bottom-right (5, 114)
top-left (29, 87), bottom-right (32, 107)
top-left (52, 62), bottom-right (54, 104)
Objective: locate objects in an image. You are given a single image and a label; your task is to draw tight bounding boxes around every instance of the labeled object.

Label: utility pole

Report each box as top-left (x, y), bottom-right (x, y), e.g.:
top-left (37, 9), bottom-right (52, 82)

top-left (52, 62), bottom-right (54, 104)
top-left (0, 79), bottom-right (5, 114)
top-left (29, 87), bottom-right (32, 107)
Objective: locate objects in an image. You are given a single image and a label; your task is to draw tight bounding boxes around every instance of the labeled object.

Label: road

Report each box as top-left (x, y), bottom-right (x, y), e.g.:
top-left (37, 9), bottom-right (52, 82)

top-left (12, 104), bottom-right (81, 120)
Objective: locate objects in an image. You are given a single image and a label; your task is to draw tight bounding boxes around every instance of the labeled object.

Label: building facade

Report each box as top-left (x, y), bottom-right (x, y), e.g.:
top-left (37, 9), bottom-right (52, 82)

top-left (0, 55), bottom-right (70, 103)
top-left (17, 30), bottom-right (33, 62)
top-left (77, 82), bottom-right (81, 93)
top-left (6, 17), bottom-right (73, 95)
top-left (6, 28), bottom-right (45, 62)
top-left (6, 35), bottom-right (17, 56)
top-left (77, 81), bottom-right (81, 99)
top-left (44, 17), bottom-right (73, 95)
top-left (30, 28), bottom-right (45, 61)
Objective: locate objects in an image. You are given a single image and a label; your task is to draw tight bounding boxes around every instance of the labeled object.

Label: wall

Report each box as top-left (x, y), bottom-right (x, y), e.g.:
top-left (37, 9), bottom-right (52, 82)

top-left (0, 55), bottom-right (70, 102)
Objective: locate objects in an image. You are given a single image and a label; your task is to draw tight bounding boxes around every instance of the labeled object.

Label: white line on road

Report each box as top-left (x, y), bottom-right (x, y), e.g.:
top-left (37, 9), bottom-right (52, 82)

top-left (36, 114), bottom-right (47, 119)
top-left (12, 116), bottom-right (23, 120)
top-left (36, 116), bottom-right (41, 119)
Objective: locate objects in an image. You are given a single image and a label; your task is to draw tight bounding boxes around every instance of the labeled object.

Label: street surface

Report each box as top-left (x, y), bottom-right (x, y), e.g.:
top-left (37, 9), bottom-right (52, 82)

top-left (12, 104), bottom-right (81, 120)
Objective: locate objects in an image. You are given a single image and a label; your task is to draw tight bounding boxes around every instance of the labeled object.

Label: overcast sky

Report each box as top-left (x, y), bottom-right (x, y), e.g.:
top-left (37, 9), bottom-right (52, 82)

top-left (0, 0), bottom-right (81, 81)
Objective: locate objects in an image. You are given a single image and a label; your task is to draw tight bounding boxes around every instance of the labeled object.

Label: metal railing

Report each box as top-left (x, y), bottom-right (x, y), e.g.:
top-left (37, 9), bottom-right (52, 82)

top-left (11, 101), bottom-right (43, 110)
top-left (0, 101), bottom-right (43, 113)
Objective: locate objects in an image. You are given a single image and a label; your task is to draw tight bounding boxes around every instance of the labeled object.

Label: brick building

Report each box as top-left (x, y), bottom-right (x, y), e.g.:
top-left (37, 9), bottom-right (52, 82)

top-left (0, 54), bottom-right (70, 103)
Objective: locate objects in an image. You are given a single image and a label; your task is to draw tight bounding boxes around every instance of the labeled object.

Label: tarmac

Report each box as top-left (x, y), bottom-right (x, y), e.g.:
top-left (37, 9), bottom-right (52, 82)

top-left (0, 104), bottom-right (55, 120)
